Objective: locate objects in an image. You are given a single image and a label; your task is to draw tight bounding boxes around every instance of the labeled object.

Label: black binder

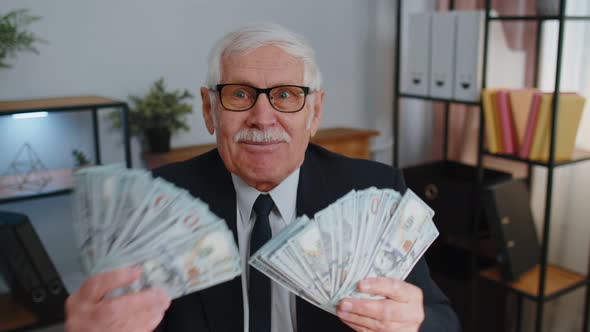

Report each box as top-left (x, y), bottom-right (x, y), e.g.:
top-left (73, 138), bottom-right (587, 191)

top-left (482, 179), bottom-right (540, 281)
top-left (0, 211), bottom-right (68, 320)
top-left (0, 223), bottom-right (47, 307)
top-left (403, 161), bottom-right (512, 236)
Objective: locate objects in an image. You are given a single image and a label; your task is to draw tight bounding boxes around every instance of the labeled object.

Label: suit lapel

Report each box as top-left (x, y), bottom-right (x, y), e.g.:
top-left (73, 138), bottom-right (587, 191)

top-left (295, 147), bottom-right (331, 218)
top-left (202, 149), bottom-right (239, 243)
top-left (195, 150), bottom-right (244, 331)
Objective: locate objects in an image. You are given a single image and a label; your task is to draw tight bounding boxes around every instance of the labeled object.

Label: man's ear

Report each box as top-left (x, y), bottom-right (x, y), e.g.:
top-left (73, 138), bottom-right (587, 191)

top-left (309, 90), bottom-right (325, 137)
top-left (201, 87), bottom-right (215, 135)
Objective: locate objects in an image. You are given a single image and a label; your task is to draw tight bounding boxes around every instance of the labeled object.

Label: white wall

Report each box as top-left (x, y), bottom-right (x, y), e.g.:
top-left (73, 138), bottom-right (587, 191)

top-left (0, 0), bottom-right (374, 169)
top-left (0, 0), bottom-right (379, 292)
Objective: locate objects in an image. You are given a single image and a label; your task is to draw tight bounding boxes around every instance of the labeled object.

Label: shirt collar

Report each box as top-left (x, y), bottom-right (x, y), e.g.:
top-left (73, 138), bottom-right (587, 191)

top-left (231, 168), bottom-right (300, 225)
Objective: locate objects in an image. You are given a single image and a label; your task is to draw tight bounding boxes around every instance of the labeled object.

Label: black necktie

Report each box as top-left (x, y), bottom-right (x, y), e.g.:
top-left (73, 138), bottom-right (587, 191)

top-left (249, 194), bottom-right (274, 332)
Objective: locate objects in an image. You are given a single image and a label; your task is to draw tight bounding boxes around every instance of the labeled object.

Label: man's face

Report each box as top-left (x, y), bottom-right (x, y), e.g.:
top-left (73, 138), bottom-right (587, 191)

top-left (201, 46), bottom-right (324, 191)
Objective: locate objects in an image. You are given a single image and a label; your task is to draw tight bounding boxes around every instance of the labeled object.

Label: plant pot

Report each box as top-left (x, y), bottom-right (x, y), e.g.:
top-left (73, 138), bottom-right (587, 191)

top-left (144, 128), bottom-right (171, 153)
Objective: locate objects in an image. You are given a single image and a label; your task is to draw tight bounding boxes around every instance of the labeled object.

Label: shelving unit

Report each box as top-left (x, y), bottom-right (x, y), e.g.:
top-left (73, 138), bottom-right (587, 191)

top-left (0, 96), bottom-right (132, 204)
top-left (480, 264), bottom-right (586, 301)
top-left (0, 169), bottom-right (73, 204)
top-left (392, 1), bottom-right (590, 331)
top-left (476, 1), bottom-right (590, 332)
top-left (483, 148), bottom-right (590, 167)
top-left (0, 96), bottom-right (132, 332)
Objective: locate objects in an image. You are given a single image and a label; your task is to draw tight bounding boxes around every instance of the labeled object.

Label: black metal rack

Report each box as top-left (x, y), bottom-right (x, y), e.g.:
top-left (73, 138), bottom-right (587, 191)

top-left (0, 96), bottom-right (132, 205)
top-left (392, 0), bottom-right (590, 331)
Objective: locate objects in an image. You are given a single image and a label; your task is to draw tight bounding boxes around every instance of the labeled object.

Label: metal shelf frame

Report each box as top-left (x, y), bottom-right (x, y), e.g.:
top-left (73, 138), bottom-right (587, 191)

top-left (0, 96), bottom-right (132, 205)
top-left (392, 1), bottom-right (590, 331)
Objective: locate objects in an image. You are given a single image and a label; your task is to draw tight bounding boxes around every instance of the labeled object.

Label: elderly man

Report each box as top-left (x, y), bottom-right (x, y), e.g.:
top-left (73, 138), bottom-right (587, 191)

top-left (65, 23), bottom-right (459, 332)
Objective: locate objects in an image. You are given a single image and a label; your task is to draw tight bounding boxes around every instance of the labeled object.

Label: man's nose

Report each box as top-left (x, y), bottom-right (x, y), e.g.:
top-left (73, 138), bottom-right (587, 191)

top-left (247, 93), bottom-right (277, 127)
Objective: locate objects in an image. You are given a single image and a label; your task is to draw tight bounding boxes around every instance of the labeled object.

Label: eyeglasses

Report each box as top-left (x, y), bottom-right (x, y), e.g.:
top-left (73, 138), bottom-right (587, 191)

top-left (213, 84), bottom-right (310, 113)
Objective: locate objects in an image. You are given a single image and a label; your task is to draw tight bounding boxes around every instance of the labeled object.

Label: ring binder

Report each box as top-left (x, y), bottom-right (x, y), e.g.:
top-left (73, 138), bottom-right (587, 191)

top-left (0, 211), bottom-right (68, 321)
top-left (482, 179), bottom-right (540, 281)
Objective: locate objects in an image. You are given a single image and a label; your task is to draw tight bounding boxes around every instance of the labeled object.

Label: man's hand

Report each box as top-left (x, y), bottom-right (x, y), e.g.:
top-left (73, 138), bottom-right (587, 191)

top-left (336, 277), bottom-right (424, 332)
top-left (65, 266), bottom-right (171, 332)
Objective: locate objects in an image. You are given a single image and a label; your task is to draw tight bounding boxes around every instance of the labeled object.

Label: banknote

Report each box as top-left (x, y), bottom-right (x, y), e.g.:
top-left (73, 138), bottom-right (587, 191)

top-left (107, 223), bottom-right (240, 299)
top-left (250, 187), bottom-right (438, 313)
top-left (72, 164), bottom-right (241, 300)
top-left (288, 221), bottom-right (332, 299)
top-left (74, 165), bottom-right (437, 309)
top-left (364, 189), bottom-right (434, 280)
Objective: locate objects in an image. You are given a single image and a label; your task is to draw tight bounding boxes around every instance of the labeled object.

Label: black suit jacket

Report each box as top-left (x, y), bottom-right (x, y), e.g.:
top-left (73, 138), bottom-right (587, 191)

top-left (153, 144), bottom-right (459, 332)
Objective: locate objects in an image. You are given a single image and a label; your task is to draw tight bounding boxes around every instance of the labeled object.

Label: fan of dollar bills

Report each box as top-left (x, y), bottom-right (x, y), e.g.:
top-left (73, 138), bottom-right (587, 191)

top-left (249, 187), bottom-right (438, 314)
top-left (72, 164), bottom-right (241, 300)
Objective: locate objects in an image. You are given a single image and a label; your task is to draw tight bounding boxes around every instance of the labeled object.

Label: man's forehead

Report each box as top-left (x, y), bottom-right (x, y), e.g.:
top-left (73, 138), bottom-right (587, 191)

top-left (223, 46), bottom-right (302, 70)
top-left (225, 58), bottom-right (293, 70)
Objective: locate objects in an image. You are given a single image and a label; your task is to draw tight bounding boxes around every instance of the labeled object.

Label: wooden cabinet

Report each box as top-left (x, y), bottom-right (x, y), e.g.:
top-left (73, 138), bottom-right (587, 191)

top-left (143, 127), bottom-right (379, 169)
top-left (311, 128), bottom-right (378, 160)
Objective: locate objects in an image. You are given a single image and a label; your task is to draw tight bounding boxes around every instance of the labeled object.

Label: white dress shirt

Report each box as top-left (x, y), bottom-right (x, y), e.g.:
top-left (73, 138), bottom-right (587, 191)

top-left (231, 168), bottom-right (300, 332)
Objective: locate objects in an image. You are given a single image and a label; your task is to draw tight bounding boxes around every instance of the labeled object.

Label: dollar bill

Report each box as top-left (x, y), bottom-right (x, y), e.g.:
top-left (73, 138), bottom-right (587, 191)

top-left (249, 187), bottom-right (438, 314)
top-left (364, 189), bottom-right (435, 280)
top-left (107, 223), bottom-right (240, 299)
top-left (73, 165), bottom-right (242, 300)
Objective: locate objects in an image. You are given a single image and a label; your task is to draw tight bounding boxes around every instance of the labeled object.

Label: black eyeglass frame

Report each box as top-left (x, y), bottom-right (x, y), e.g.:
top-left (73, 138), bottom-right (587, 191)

top-left (213, 83), bottom-right (311, 113)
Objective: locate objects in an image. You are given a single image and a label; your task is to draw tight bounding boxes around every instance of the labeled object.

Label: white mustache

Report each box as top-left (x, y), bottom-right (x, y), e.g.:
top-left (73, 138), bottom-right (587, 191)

top-left (234, 128), bottom-right (291, 143)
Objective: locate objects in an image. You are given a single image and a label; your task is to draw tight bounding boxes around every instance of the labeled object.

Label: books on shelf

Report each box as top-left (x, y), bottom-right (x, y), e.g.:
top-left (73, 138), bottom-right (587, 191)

top-left (519, 92), bottom-right (543, 159)
top-left (536, 94), bottom-right (586, 161)
top-left (508, 89), bottom-right (537, 148)
top-left (528, 93), bottom-right (553, 160)
top-left (482, 89), bottom-right (501, 154)
top-left (496, 90), bottom-right (517, 154)
top-left (482, 89), bottom-right (586, 161)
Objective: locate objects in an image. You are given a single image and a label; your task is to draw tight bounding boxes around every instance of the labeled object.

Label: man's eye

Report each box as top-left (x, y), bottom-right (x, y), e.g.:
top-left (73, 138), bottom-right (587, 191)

top-left (277, 90), bottom-right (291, 99)
top-left (233, 90), bottom-right (248, 99)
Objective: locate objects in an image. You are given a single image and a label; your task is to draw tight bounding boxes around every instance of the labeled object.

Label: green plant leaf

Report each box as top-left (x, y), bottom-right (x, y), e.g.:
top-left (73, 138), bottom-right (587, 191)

top-left (108, 78), bottom-right (194, 138)
top-left (0, 9), bottom-right (45, 68)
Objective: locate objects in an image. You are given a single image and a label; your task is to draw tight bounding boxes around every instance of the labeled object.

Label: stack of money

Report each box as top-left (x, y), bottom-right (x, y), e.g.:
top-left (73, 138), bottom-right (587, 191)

top-left (72, 164), bottom-right (241, 300)
top-left (249, 188), bottom-right (438, 314)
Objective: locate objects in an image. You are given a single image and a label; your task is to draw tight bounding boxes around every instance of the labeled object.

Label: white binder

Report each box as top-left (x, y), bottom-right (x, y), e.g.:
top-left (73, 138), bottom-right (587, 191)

top-left (429, 12), bottom-right (456, 99)
top-left (402, 13), bottom-right (431, 96)
top-left (453, 11), bottom-right (485, 102)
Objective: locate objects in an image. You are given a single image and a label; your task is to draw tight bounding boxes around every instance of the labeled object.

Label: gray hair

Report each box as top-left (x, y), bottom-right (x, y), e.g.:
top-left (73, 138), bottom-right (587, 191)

top-left (205, 22), bottom-right (322, 90)
top-left (206, 23), bottom-right (322, 128)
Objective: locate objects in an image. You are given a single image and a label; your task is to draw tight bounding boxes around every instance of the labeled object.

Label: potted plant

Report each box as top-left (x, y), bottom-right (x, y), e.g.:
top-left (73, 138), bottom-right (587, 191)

top-left (109, 78), bottom-right (194, 153)
top-left (72, 149), bottom-right (91, 168)
top-left (0, 9), bottom-right (44, 68)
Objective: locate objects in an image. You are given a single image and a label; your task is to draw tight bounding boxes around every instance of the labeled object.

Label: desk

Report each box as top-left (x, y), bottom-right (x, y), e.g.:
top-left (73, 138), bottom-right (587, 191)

top-left (143, 127), bottom-right (379, 169)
